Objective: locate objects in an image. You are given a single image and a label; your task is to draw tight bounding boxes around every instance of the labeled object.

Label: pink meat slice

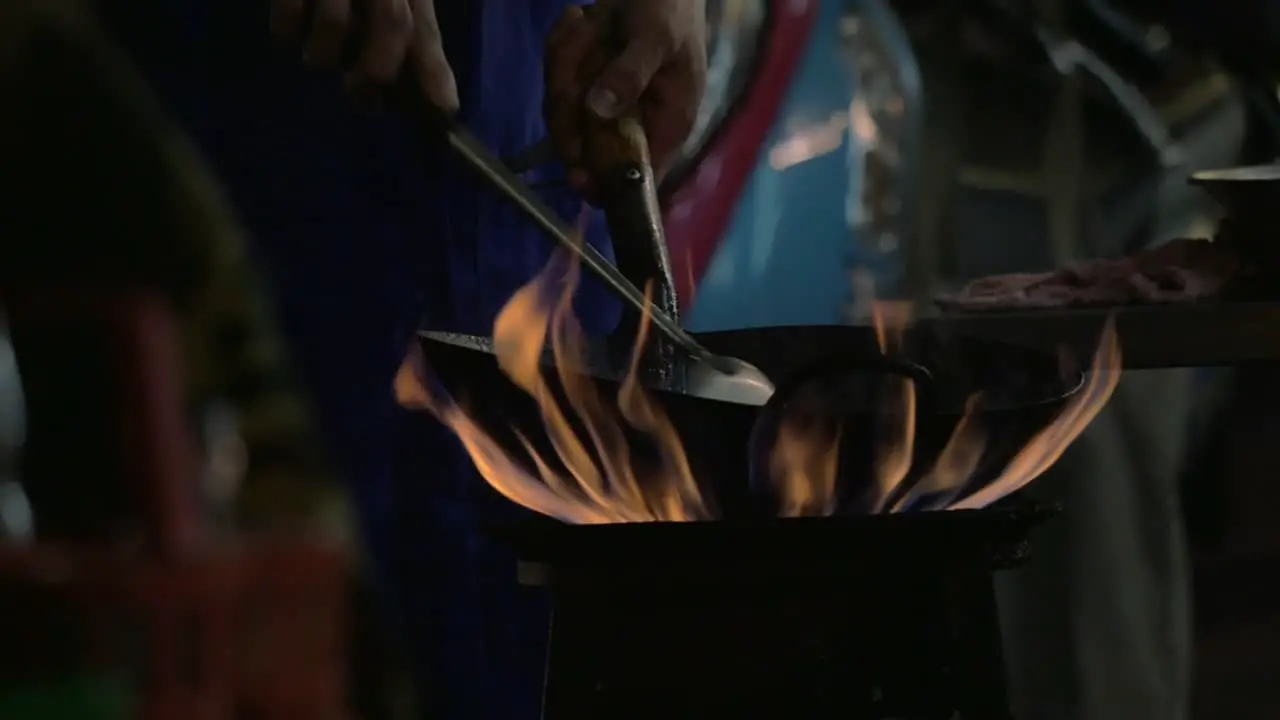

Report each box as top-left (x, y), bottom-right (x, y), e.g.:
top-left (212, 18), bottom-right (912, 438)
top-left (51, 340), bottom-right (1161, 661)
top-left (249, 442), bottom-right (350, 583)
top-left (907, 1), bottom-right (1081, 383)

top-left (937, 239), bottom-right (1238, 312)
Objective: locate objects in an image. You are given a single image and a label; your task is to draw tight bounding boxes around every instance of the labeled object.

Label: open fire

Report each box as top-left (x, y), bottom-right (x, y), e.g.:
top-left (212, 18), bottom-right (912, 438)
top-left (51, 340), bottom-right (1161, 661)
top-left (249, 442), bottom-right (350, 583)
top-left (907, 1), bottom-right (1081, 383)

top-left (396, 250), bottom-right (1121, 523)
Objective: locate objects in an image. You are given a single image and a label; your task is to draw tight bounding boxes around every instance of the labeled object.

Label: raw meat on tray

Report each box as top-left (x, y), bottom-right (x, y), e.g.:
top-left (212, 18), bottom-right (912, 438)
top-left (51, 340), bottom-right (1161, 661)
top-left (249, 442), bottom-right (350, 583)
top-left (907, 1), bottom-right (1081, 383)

top-left (937, 239), bottom-right (1242, 312)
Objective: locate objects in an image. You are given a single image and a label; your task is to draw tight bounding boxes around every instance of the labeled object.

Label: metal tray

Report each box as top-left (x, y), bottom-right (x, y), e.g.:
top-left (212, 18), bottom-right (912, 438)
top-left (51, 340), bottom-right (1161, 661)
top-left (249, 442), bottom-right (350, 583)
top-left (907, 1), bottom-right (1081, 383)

top-left (921, 301), bottom-right (1280, 369)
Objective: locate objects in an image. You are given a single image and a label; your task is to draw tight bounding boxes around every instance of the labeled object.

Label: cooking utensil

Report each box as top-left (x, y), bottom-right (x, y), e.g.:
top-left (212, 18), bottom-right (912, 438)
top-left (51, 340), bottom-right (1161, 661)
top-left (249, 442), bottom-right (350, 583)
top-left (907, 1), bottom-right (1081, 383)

top-left (395, 87), bottom-right (774, 405)
top-left (580, 113), bottom-right (682, 390)
top-left (419, 324), bottom-right (1084, 517)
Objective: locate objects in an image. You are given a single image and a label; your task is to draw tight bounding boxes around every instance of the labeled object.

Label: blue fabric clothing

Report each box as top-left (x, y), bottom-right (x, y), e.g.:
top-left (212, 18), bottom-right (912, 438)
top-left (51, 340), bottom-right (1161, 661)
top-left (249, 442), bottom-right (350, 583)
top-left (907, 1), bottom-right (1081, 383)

top-left (101, 1), bottom-right (618, 717)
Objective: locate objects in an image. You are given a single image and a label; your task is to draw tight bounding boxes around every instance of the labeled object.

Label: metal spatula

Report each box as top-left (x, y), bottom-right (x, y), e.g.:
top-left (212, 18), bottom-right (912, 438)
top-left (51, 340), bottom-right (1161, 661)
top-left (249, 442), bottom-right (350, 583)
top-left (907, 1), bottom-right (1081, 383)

top-left (398, 92), bottom-right (775, 406)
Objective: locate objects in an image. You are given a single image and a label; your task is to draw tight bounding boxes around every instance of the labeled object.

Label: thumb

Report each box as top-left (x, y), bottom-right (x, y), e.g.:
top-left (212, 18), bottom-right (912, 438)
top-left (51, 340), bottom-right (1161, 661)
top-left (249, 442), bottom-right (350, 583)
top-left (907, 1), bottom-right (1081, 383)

top-left (587, 38), bottom-right (665, 120)
top-left (410, 0), bottom-right (459, 112)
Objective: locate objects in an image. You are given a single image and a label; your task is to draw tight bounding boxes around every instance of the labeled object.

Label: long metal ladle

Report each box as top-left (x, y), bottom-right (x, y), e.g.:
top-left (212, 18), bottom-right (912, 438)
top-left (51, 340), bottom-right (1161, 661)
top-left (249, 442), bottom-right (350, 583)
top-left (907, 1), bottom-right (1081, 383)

top-left (418, 108), bottom-right (776, 406)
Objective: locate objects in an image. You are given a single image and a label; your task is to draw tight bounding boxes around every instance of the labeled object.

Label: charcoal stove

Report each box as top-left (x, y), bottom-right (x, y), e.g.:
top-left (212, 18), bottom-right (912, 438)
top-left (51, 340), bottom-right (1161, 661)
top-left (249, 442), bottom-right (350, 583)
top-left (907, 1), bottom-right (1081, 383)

top-left (417, 212), bottom-right (1080, 718)
top-left (495, 503), bottom-right (1054, 720)
top-left (419, 320), bottom-right (1074, 718)
top-left (408, 146), bottom-right (1280, 719)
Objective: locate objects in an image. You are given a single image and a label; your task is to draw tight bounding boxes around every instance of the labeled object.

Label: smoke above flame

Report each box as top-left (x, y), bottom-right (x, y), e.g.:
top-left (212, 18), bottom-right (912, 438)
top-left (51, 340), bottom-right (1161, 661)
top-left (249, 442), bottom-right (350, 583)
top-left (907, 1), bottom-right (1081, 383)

top-left (396, 250), bottom-right (1121, 523)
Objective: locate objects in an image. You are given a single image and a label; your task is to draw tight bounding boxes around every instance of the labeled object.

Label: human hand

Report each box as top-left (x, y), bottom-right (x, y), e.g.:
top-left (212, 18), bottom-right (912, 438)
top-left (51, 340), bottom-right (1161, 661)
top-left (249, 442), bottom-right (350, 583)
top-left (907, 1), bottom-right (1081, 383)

top-left (269, 0), bottom-right (459, 112)
top-left (545, 0), bottom-right (708, 199)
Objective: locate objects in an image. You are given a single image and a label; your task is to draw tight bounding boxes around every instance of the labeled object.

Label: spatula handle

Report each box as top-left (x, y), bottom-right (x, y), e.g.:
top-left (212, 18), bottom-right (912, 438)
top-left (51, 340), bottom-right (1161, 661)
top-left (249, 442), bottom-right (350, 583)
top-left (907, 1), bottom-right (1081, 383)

top-left (583, 114), bottom-right (651, 176)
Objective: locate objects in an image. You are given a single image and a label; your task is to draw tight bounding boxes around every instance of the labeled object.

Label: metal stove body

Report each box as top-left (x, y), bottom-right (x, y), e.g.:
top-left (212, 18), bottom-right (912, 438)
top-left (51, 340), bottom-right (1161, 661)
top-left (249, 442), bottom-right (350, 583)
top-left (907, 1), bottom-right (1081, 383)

top-left (502, 505), bottom-right (1053, 720)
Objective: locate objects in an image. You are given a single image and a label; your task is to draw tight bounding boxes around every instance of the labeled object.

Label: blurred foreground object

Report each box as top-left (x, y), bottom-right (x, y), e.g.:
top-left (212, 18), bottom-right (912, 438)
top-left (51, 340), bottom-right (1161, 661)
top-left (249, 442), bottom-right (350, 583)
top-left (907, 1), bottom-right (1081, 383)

top-left (0, 318), bottom-right (31, 544)
top-left (0, 0), bottom-right (349, 542)
top-left (0, 0), bottom-right (351, 717)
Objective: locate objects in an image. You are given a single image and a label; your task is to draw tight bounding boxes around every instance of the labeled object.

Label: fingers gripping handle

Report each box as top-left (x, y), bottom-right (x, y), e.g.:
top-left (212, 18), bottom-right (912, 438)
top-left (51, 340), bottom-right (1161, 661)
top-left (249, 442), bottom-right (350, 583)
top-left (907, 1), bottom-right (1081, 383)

top-left (585, 114), bottom-right (651, 177)
top-left (572, 2), bottom-right (652, 180)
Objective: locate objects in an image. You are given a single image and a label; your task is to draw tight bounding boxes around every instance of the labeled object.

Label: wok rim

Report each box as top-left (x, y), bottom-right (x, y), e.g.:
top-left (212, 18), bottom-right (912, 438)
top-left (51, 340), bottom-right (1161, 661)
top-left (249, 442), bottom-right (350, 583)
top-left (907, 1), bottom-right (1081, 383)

top-left (418, 324), bottom-right (1091, 411)
top-left (693, 324), bottom-right (1089, 412)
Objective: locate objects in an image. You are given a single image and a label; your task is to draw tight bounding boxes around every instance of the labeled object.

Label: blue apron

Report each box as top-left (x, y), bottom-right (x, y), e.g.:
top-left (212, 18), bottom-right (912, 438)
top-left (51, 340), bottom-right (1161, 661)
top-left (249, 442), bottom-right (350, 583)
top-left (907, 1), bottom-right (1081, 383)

top-left (102, 2), bottom-right (618, 717)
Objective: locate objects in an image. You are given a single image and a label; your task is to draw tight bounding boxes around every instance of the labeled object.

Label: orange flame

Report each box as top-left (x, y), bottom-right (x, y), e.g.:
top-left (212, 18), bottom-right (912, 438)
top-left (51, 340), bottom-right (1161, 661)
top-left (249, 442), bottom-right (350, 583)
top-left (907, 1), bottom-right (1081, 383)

top-left (870, 302), bottom-right (917, 511)
top-left (769, 408), bottom-right (842, 518)
top-left (950, 318), bottom-right (1121, 510)
top-left (396, 253), bottom-right (706, 523)
top-left (397, 248), bottom-right (1121, 522)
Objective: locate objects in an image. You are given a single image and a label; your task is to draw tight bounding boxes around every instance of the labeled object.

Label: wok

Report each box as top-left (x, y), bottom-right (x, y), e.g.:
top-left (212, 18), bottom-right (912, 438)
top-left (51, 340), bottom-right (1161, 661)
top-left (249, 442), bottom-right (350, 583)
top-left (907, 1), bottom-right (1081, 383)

top-left (417, 324), bottom-right (1084, 518)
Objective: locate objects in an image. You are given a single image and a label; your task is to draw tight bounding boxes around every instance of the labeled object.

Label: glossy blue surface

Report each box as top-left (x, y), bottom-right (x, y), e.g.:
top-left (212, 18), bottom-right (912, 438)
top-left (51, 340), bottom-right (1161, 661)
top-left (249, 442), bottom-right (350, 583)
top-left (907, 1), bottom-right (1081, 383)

top-left (688, 0), bottom-right (868, 330)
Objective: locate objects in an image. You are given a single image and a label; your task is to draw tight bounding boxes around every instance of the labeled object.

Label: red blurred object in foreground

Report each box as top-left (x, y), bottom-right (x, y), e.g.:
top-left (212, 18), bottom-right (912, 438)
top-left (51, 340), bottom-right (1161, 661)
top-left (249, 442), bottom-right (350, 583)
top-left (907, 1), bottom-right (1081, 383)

top-left (0, 290), bottom-right (349, 720)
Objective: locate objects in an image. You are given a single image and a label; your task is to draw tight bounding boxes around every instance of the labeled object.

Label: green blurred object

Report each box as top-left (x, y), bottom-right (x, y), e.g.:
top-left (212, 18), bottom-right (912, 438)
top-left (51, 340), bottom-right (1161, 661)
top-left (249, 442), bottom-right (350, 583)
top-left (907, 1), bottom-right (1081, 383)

top-left (0, 676), bottom-right (133, 720)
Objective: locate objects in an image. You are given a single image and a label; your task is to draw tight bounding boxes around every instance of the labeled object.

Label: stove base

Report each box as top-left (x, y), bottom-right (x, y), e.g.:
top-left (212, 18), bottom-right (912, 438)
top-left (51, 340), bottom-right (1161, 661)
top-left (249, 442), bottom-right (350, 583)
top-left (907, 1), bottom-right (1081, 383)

top-left (500, 507), bottom-right (1054, 720)
top-left (536, 564), bottom-right (1013, 720)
